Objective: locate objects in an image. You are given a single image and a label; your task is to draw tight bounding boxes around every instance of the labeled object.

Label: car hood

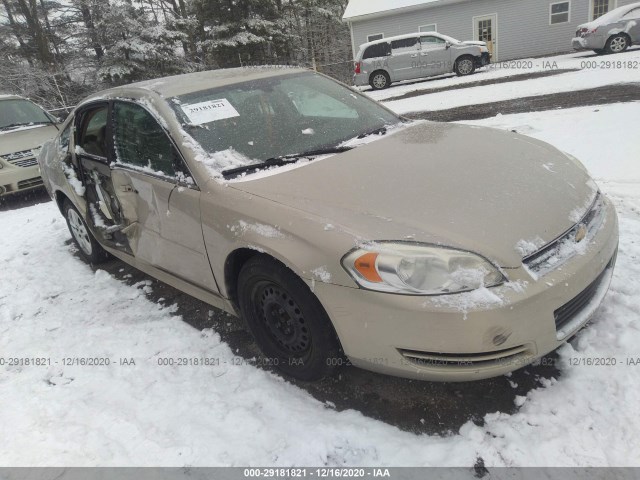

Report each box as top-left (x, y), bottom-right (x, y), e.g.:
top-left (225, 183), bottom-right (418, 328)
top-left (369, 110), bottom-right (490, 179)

top-left (229, 123), bottom-right (597, 268)
top-left (0, 124), bottom-right (59, 156)
top-left (461, 40), bottom-right (487, 46)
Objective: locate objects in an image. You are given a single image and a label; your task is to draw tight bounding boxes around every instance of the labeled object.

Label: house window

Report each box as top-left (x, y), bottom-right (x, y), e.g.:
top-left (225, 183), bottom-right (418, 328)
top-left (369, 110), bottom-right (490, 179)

top-left (592, 0), bottom-right (612, 19)
top-left (550, 1), bottom-right (570, 24)
top-left (419, 24), bottom-right (437, 32)
top-left (367, 33), bottom-right (384, 42)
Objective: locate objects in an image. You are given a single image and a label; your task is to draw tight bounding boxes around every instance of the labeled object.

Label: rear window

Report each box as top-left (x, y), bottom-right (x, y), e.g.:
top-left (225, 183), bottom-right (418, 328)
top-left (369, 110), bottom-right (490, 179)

top-left (363, 42), bottom-right (391, 59)
top-left (391, 37), bottom-right (420, 53)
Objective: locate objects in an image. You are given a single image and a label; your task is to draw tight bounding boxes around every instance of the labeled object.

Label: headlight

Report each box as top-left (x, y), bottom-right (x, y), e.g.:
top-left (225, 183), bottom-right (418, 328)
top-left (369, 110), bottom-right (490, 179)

top-left (341, 242), bottom-right (505, 295)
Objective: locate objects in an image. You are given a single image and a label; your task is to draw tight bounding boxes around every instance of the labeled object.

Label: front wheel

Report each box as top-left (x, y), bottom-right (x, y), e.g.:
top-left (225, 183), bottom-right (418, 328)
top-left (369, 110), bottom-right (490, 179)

top-left (63, 200), bottom-right (109, 264)
top-left (237, 256), bottom-right (342, 381)
top-left (605, 34), bottom-right (629, 54)
top-left (454, 56), bottom-right (476, 76)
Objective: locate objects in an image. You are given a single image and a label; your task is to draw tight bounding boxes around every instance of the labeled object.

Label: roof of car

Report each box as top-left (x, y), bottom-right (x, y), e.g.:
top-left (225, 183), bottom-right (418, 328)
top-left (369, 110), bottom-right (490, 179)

top-left (0, 94), bottom-right (23, 101)
top-left (358, 32), bottom-right (456, 50)
top-left (84, 67), bottom-right (310, 102)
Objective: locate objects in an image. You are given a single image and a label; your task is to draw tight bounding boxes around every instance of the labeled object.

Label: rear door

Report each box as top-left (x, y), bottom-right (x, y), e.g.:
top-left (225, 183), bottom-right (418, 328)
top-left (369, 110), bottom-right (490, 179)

top-left (389, 37), bottom-right (421, 81)
top-left (108, 100), bottom-right (218, 292)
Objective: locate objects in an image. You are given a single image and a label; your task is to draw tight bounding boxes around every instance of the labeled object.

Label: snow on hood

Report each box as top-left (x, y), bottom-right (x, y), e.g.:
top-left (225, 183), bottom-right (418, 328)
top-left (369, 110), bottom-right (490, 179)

top-left (229, 122), bottom-right (597, 268)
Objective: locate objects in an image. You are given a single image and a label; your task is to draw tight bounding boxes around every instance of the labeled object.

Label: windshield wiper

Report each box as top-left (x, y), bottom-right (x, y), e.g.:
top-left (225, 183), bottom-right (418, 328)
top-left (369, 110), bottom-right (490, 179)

top-left (357, 126), bottom-right (387, 139)
top-left (0, 121), bottom-right (53, 131)
top-left (222, 146), bottom-right (353, 179)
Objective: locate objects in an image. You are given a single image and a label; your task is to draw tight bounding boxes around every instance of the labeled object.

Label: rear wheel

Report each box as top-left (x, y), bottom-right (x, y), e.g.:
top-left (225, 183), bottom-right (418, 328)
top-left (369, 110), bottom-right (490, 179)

top-left (63, 200), bottom-right (109, 264)
top-left (454, 55), bottom-right (476, 76)
top-left (369, 70), bottom-right (390, 90)
top-left (237, 256), bottom-right (341, 381)
top-left (605, 34), bottom-right (629, 54)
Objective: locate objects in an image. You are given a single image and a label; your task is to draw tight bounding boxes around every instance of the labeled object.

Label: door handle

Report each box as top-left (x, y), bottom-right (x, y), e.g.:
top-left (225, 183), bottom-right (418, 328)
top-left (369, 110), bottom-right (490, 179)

top-left (410, 54), bottom-right (418, 58)
top-left (120, 184), bottom-right (137, 194)
top-left (421, 53), bottom-right (429, 56)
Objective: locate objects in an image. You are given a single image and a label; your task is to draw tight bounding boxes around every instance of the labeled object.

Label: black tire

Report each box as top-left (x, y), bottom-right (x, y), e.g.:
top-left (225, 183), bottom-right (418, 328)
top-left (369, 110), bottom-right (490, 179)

top-left (237, 255), bottom-right (342, 381)
top-left (63, 200), bottom-right (109, 264)
top-left (454, 55), bottom-right (476, 76)
top-left (605, 34), bottom-right (629, 54)
top-left (369, 70), bottom-right (390, 90)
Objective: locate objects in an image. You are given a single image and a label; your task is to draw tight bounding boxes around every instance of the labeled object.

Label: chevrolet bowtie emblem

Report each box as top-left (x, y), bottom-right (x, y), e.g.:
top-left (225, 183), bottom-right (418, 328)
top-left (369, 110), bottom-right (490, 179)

top-left (575, 224), bottom-right (588, 243)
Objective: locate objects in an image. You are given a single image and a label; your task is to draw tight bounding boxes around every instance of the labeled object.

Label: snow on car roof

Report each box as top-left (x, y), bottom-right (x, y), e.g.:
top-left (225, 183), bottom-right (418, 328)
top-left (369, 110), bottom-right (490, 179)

top-left (358, 32), bottom-right (460, 50)
top-left (343, 0), bottom-right (464, 21)
top-left (0, 94), bottom-right (22, 101)
top-left (582, 1), bottom-right (640, 27)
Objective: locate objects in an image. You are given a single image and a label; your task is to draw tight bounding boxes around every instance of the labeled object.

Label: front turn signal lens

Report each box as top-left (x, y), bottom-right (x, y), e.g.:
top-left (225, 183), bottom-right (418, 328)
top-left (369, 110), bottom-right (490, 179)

top-left (353, 252), bottom-right (383, 283)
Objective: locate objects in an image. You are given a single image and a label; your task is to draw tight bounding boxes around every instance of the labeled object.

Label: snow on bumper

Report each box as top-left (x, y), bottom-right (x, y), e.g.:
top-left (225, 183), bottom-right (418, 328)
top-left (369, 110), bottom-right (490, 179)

top-left (312, 197), bottom-right (619, 381)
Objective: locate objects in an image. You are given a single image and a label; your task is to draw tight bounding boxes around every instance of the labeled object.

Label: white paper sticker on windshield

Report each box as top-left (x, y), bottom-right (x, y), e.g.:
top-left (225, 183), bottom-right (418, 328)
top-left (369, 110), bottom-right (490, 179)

top-left (181, 99), bottom-right (240, 125)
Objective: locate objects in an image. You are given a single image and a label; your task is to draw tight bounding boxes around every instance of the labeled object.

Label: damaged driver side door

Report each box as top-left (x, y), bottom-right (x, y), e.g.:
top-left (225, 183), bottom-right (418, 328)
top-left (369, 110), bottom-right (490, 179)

top-left (76, 99), bottom-right (218, 293)
top-left (109, 100), bottom-right (218, 292)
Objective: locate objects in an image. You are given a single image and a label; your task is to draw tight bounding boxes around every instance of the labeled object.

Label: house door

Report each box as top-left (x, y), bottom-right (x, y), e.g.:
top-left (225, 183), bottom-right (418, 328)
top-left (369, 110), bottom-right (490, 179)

top-left (474, 14), bottom-right (497, 60)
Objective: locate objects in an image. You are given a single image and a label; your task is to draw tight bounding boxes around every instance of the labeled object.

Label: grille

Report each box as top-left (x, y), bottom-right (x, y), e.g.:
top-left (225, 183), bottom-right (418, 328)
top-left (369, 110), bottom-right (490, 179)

top-left (524, 192), bottom-right (605, 276)
top-left (554, 252), bottom-right (617, 334)
top-left (1, 149), bottom-right (38, 168)
top-left (399, 344), bottom-right (533, 369)
top-left (9, 157), bottom-right (37, 168)
top-left (17, 177), bottom-right (44, 190)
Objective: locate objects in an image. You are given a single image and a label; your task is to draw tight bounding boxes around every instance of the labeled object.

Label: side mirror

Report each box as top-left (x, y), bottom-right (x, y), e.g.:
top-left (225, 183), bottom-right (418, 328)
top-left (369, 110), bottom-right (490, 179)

top-left (445, 41), bottom-right (451, 49)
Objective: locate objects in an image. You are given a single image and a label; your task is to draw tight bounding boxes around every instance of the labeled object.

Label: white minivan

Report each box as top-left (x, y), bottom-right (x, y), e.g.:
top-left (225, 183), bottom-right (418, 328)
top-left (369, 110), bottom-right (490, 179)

top-left (354, 32), bottom-right (491, 90)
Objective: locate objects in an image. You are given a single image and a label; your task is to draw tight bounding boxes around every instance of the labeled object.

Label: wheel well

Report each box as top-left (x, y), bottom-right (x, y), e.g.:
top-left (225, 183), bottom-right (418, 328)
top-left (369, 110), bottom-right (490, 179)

top-left (609, 32), bottom-right (631, 43)
top-left (454, 53), bottom-right (475, 64)
top-left (224, 248), bottom-right (261, 310)
top-left (54, 190), bottom-right (70, 213)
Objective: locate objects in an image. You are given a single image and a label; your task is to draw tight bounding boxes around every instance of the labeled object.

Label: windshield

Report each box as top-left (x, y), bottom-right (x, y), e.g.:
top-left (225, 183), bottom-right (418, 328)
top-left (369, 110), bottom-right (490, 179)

top-left (0, 99), bottom-right (53, 130)
top-left (169, 72), bottom-right (401, 172)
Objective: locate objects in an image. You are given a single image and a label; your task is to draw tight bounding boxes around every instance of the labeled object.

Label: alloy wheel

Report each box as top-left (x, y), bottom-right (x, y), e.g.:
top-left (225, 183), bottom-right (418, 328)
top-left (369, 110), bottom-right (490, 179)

top-left (68, 208), bottom-right (93, 256)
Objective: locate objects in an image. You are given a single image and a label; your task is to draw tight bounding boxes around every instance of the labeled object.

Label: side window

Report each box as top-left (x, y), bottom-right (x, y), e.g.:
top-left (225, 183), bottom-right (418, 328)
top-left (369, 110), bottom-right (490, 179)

top-left (78, 107), bottom-right (108, 158)
top-left (113, 102), bottom-right (176, 177)
top-left (622, 8), bottom-right (640, 19)
top-left (420, 35), bottom-right (446, 46)
top-left (363, 42), bottom-right (391, 59)
top-left (391, 37), bottom-right (420, 54)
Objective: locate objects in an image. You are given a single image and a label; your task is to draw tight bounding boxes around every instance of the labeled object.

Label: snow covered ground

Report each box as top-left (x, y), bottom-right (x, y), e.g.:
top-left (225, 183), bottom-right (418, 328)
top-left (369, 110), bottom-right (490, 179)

top-left (2, 77), bottom-right (640, 467)
top-left (365, 48), bottom-right (640, 114)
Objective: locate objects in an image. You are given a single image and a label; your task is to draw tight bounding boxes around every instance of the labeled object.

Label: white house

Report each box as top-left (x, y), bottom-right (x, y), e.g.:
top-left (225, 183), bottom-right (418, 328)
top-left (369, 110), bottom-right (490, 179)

top-left (342, 0), bottom-right (635, 61)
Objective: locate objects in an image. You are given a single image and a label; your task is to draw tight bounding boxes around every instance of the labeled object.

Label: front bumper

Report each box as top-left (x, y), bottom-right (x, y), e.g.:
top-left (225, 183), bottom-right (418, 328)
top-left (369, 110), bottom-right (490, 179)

top-left (477, 52), bottom-right (492, 67)
top-left (0, 163), bottom-right (43, 197)
top-left (312, 197), bottom-right (619, 381)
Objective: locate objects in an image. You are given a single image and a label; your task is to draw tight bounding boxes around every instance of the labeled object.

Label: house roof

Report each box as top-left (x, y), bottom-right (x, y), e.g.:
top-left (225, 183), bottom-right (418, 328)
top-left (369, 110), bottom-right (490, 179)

top-left (342, 0), bottom-right (465, 22)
